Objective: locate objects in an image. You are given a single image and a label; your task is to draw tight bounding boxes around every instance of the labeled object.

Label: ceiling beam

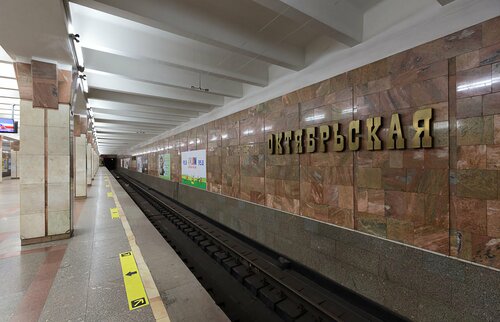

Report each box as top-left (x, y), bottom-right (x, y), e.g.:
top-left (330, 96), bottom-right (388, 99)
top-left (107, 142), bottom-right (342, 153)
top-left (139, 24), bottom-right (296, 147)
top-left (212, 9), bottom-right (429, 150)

top-left (92, 108), bottom-right (192, 122)
top-left (70, 2), bottom-right (269, 86)
top-left (83, 48), bottom-right (243, 98)
top-left (254, 0), bottom-right (363, 46)
top-left (88, 99), bottom-right (201, 118)
top-left (71, 0), bottom-right (304, 70)
top-left (97, 134), bottom-right (162, 139)
top-left (94, 119), bottom-right (176, 129)
top-left (95, 122), bottom-right (168, 130)
top-left (88, 89), bottom-right (213, 113)
top-left (86, 71), bottom-right (225, 106)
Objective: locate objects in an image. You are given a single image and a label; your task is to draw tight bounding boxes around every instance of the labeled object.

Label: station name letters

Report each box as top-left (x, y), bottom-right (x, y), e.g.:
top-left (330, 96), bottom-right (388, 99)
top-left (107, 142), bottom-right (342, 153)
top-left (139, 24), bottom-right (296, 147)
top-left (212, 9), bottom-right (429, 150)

top-left (267, 108), bottom-right (433, 154)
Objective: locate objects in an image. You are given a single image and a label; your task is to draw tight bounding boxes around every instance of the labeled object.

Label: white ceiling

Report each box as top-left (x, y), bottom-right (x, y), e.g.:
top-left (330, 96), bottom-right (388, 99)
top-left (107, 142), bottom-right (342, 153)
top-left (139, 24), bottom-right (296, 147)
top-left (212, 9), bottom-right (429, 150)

top-left (67, 0), bottom-right (394, 154)
top-left (0, 0), bottom-right (484, 155)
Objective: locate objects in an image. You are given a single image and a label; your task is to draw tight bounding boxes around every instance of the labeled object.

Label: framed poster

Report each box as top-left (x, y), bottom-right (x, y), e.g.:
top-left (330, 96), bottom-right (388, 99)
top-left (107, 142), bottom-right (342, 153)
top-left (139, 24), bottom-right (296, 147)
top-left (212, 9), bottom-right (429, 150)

top-left (143, 157), bottom-right (148, 173)
top-left (124, 158), bottom-right (130, 169)
top-left (137, 156), bottom-right (143, 173)
top-left (181, 149), bottom-right (206, 189)
top-left (159, 153), bottom-right (171, 180)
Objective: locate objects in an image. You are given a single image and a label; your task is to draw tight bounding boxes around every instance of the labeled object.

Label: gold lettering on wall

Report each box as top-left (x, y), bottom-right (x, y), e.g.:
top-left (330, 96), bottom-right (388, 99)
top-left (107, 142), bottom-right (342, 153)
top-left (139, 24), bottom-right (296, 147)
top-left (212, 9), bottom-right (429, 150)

top-left (306, 127), bottom-right (317, 153)
top-left (276, 132), bottom-right (284, 154)
top-left (284, 130), bottom-right (293, 154)
top-left (387, 113), bottom-right (405, 150)
top-left (267, 134), bottom-right (275, 154)
top-left (333, 123), bottom-right (345, 152)
top-left (412, 108), bottom-right (433, 148)
top-left (319, 125), bottom-right (330, 153)
top-left (366, 117), bottom-right (382, 151)
top-left (267, 108), bottom-right (433, 154)
top-left (348, 120), bottom-right (360, 151)
top-left (295, 129), bottom-right (304, 154)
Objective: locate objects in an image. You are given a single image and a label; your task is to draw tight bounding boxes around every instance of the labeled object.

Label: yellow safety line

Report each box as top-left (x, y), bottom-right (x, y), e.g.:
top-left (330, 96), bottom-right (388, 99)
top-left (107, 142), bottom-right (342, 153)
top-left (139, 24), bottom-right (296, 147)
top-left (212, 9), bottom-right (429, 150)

top-left (106, 173), bottom-right (171, 322)
top-left (119, 251), bottom-right (150, 310)
top-left (107, 191), bottom-right (113, 198)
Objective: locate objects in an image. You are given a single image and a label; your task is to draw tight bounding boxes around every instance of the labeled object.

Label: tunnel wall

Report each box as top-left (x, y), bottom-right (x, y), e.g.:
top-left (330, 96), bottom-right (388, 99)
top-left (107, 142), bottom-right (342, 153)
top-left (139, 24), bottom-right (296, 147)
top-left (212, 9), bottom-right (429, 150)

top-left (118, 167), bottom-right (499, 321)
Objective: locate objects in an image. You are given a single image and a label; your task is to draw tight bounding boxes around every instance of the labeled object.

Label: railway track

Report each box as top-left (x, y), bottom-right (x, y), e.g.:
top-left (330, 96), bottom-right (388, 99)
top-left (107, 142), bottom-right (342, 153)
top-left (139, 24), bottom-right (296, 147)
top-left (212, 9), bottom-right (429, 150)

top-left (113, 170), bottom-right (407, 322)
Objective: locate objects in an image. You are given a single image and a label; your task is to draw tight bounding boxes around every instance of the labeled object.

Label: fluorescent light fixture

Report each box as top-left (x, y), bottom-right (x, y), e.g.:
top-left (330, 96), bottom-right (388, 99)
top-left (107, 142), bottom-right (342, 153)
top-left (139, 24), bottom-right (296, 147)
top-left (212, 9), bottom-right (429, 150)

top-left (0, 63), bottom-right (16, 78)
top-left (0, 97), bottom-right (19, 105)
top-left (457, 77), bottom-right (500, 92)
top-left (0, 77), bottom-right (18, 89)
top-left (305, 114), bottom-right (325, 122)
top-left (0, 88), bottom-right (20, 98)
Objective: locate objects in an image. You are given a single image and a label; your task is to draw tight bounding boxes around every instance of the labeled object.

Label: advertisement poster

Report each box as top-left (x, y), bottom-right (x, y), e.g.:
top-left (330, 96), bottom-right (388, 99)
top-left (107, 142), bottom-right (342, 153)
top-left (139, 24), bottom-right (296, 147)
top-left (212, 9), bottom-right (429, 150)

top-left (143, 157), bottom-right (148, 173)
top-left (158, 154), bottom-right (171, 180)
top-left (123, 158), bottom-right (130, 169)
top-left (137, 156), bottom-right (143, 173)
top-left (181, 149), bottom-right (206, 189)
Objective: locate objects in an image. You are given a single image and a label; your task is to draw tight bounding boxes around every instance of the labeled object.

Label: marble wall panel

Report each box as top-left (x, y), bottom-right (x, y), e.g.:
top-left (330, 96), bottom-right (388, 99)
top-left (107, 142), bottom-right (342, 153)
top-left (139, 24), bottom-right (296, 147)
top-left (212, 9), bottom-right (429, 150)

top-left (207, 120), bottom-right (222, 193)
top-left (264, 99), bottom-right (300, 214)
top-left (448, 20), bottom-right (500, 268)
top-left (187, 128), bottom-right (197, 151)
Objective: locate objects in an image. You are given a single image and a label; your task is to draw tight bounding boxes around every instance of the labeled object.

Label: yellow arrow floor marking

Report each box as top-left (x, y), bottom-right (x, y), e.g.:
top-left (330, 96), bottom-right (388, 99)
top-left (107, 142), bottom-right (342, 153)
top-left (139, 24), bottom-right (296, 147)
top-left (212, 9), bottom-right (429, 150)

top-left (119, 251), bottom-right (150, 310)
top-left (110, 207), bottom-right (120, 219)
top-left (107, 169), bottom-right (171, 321)
top-left (107, 192), bottom-right (113, 198)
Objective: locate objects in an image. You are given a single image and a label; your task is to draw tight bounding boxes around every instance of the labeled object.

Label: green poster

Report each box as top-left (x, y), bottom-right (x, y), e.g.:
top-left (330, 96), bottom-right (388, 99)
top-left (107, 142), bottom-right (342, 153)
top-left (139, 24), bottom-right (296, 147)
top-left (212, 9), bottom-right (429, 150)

top-left (181, 150), bottom-right (207, 190)
top-left (158, 153), bottom-right (171, 180)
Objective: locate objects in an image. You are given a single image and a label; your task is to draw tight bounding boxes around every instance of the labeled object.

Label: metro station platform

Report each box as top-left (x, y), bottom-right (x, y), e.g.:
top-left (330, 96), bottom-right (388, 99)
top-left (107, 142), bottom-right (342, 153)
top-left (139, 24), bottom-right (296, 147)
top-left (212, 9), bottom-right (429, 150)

top-left (0, 168), bottom-right (228, 322)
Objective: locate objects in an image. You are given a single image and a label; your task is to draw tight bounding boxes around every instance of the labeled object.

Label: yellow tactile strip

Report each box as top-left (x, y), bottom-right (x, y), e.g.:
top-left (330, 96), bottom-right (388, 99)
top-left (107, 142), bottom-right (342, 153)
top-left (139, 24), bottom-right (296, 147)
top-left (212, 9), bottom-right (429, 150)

top-left (106, 174), bottom-right (171, 322)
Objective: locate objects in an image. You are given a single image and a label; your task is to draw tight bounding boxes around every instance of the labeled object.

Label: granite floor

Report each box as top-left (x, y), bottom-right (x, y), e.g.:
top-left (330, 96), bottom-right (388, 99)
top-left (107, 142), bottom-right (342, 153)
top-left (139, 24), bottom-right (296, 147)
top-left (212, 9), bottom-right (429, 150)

top-left (0, 168), bottom-right (228, 322)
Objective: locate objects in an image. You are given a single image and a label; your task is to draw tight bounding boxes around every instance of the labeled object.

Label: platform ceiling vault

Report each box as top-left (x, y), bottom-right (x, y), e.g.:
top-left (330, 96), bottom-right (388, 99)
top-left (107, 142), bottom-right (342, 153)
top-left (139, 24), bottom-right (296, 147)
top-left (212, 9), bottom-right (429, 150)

top-left (0, 0), bottom-right (458, 154)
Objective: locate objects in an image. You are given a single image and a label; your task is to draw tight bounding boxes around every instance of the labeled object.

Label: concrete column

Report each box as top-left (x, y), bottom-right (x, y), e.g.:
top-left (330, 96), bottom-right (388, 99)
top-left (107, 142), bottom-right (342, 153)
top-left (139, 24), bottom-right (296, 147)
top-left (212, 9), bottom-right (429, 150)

top-left (93, 148), bottom-right (98, 176)
top-left (15, 61), bottom-right (74, 245)
top-left (74, 115), bottom-right (87, 198)
top-left (86, 140), bottom-right (92, 186)
top-left (0, 135), bottom-right (2, 183)
top-left (10, 141), bottom-right (19, 179)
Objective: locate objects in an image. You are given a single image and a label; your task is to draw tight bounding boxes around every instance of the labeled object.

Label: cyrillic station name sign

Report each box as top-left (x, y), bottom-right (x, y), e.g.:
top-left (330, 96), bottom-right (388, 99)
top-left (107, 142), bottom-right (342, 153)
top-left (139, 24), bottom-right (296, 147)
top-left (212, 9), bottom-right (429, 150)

top-left (267, 108), bottom-right (433, 154)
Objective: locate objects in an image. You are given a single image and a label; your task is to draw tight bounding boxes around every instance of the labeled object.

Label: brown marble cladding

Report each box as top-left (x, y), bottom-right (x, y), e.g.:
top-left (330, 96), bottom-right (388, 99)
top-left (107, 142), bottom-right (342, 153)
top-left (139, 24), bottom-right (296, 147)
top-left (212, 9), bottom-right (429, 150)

top-left (449, 18), bottom-right (500, 268)
top-left (32, 60), bottom-right (58, 109)
top-left (298, 77), bottom-right (355, 227)
top-left (126, 16), bottom-right (500, 269)
top-left (239, 106), bottom-right (266, 205)
top-left (265, 98), bottom-right (300, 214)
top-left (14, 63), bottom-right (33, 100)
top-left (221, 113), bottom-right (240, 197)
top-left (207, 120), bottom-right (222, 193)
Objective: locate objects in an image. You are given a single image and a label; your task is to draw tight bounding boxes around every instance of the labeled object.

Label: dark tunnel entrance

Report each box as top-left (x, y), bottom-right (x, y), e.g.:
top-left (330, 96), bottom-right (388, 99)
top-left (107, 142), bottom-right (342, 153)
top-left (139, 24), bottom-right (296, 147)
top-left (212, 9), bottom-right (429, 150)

top-left (102, 155), bottom-right (117, 170)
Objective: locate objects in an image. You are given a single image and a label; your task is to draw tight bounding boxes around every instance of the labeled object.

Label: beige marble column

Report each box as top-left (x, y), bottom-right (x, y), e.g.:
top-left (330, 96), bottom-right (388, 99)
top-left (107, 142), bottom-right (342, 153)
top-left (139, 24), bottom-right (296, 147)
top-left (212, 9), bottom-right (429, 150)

top-left (92, 147), bottom-right (98, 177)
top-left (74, 115), bottom-right (87, 198)
top-left (86, 132), bottom-right (93, 185)
top-left (15, 60), bottom-right (74, 245)
top-left (0, 135), bottom-right (2, 183)
top-left (10, 141), bottom-right (19, 179)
